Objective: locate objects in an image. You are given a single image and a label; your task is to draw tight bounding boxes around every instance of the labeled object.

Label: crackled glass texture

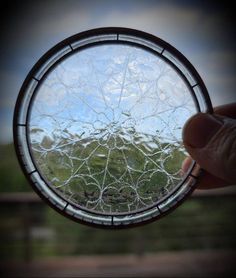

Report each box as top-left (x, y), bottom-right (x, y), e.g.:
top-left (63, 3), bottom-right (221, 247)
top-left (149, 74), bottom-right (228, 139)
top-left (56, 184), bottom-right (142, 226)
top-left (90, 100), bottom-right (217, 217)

top-left (29, 44), bottom-right (195, 214)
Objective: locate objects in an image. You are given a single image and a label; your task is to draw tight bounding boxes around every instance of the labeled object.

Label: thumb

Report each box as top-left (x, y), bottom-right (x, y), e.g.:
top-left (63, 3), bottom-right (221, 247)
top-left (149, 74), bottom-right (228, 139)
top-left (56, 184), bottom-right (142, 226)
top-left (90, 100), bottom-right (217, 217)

top-left (183, 113), bottom-right (236, 183)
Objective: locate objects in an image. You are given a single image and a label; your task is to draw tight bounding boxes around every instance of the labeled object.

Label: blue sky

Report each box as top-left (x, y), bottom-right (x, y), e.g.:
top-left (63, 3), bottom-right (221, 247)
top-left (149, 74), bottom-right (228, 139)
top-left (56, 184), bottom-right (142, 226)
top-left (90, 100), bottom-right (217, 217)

top-left (29, 43), bottom-right (195, 146)
top-left (0, 0), bottom-right (235, 143)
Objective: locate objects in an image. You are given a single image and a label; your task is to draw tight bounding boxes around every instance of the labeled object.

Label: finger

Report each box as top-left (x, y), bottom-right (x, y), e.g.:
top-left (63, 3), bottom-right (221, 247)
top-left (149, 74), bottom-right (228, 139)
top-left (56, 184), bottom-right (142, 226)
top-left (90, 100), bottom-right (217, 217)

top-left (182, 102), bottom-right (236, 183)
top-left (181, 156), bottom-right (232, 189)
top-left (197, 171), bottom-right (232, 189)
top-left (181, 156), bottom-right (192, 174)
top-left (182, 103), bottom-right (236, 187)
top-left (214, 103), bottom-right (236, 118)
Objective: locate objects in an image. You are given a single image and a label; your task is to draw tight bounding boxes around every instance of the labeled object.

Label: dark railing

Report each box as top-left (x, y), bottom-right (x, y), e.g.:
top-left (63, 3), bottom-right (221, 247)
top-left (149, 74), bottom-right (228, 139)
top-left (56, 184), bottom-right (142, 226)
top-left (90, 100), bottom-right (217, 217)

top-left (0, 186), bottom-right (236, 262)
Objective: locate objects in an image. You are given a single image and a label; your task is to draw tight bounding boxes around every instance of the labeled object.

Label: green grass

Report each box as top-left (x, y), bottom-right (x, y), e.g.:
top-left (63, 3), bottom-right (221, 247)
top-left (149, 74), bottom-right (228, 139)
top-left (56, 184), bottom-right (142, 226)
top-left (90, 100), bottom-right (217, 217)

top-left (31, 134), bottom-right (186, 212)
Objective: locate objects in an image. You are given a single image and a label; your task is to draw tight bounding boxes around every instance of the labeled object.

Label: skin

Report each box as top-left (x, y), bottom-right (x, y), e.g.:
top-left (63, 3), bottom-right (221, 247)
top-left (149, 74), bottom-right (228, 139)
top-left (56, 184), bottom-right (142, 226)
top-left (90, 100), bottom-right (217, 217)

top-left (182, 103), bottom-right (236, 189)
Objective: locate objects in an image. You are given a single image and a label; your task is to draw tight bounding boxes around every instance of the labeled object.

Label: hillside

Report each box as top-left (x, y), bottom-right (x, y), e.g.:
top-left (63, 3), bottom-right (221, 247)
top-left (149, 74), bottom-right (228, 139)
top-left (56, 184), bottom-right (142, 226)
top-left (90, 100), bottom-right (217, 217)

top-left (31, 132), bottom-right (186, 213)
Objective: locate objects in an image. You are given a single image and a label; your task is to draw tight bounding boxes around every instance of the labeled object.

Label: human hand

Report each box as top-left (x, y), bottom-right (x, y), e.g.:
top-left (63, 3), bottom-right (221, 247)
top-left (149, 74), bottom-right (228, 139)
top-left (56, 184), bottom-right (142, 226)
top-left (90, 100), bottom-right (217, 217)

top-left (182, 103), bottom-right (236, 189)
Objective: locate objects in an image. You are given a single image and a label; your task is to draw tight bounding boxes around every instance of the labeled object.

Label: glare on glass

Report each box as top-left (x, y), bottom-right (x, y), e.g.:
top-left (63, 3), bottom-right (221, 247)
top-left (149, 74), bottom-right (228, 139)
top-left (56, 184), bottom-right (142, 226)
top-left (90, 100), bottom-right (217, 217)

top-left (14, 28), bottom-right (212, 227)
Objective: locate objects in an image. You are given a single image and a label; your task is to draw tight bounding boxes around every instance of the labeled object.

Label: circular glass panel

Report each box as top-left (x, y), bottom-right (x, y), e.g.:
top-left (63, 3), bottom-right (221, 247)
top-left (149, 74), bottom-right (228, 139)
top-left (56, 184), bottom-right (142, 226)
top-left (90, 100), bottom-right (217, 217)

top-left (14, 28), bottom-right (212, 228)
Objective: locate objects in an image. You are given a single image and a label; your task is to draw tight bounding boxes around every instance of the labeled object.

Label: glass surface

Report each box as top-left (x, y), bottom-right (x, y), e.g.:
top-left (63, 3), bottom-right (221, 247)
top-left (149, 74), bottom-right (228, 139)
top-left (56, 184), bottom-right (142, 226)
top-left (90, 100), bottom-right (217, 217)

top-left (28, 43), bottom-right (195, 215)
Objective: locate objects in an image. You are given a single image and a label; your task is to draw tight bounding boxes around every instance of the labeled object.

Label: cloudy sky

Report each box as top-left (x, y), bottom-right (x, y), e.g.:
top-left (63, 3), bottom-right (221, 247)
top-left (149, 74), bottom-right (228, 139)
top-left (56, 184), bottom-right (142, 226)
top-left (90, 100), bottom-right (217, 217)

top-left (0, 0), bottom-right (235, 143)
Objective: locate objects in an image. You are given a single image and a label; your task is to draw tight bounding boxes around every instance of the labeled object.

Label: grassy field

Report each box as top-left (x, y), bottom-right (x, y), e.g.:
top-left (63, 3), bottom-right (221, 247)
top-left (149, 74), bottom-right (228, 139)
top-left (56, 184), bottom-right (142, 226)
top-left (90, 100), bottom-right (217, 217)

top-left (31, 134), bottom-right (186, 212)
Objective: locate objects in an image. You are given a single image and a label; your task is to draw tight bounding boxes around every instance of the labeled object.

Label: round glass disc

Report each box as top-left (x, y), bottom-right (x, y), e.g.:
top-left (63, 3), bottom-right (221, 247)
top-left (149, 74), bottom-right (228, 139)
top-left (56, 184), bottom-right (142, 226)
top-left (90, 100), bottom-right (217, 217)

top-left (14, 28), bottom-right (212, 228)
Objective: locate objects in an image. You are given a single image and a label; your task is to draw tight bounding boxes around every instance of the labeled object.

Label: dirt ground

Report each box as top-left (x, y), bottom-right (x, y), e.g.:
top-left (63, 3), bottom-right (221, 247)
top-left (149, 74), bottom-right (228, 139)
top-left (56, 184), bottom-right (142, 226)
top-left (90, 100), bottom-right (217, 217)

top-left (1, 250), bottom-right (235, 277)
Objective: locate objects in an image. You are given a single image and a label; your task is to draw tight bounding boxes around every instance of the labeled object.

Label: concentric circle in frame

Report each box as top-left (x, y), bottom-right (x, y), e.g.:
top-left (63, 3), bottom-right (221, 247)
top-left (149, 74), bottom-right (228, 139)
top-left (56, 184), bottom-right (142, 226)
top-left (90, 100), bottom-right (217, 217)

top-left (13, 28), bottom-right (213, 228)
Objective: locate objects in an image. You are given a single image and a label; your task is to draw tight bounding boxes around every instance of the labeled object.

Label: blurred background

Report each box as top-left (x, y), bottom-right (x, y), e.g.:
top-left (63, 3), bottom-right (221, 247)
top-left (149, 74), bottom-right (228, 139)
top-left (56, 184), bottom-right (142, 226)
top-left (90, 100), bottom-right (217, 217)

top-left (0, 1), bottom-right (236, 277)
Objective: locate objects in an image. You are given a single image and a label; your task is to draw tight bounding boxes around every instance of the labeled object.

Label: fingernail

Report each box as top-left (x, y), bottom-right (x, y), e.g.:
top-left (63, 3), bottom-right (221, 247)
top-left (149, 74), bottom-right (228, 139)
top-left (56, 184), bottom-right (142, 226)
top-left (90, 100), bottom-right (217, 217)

top-left (183, 113), bottom-right (223, 148)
